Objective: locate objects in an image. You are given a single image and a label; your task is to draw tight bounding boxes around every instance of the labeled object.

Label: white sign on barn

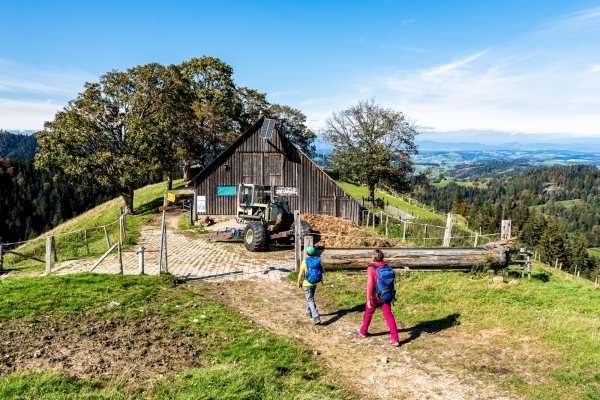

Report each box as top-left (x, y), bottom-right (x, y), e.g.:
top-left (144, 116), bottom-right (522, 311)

top-left (197, 196), bottom-right (206, 213)
top-left (275, 186), bottom-right (297, 196)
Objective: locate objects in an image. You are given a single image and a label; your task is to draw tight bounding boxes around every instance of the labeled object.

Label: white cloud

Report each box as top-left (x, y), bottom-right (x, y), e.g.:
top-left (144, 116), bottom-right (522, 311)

top-left (421, 51), bottom-right (486, 77)
top-left (369, 8), bottom-right (600, 137)
top-left (0, 98), bottom-right (62, 131)
top-left (0, 59), bottom-right (95, 129)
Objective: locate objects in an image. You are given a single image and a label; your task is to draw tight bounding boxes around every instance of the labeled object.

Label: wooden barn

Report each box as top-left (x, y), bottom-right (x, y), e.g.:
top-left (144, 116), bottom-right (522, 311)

top-left (189, 117), bottom-right (361, 223)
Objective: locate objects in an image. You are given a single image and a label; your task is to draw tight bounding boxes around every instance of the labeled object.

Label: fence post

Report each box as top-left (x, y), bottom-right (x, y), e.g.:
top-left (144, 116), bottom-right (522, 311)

top-left (473, 232), bottom-right (479, 247)
top-left (158, 192), bottom-right (167, 275)
top-left (45, 237), bottom-right (52, 275)
top-left (119, 215), bottom-right (124, 245)
top-left (385, 215), bottom-right (389, 237)
top-left (501, 220), bottom-right (512, 240)
top-left (104, 226), bottom-right (111, 249)
top-left (139, 246), bottom-right (145, 274)
top-left (403, 221), bottom-right (407, 242)
top-left (443, 213), bottom-right (454, 248)
top-left (304, 235), bottom-right (313, 264)
top-left (0, 244), bottom-right (3, 272)
top-left (373, 212), bottom-right (375, 229)
top-left (555, 258), bottom-right (558, 268)
top-left (118, 242), bottom-right (123, 275)
top-left (423, 224), bottom-right (428, 246)
top-left (84, 229), bottom-right (89, 255)
top-left (294, 210), bottom-right (301, 273)
top-left (51, 236), bottom-right (57, 262)
top-left (163, 223), bottom-right (168, 273)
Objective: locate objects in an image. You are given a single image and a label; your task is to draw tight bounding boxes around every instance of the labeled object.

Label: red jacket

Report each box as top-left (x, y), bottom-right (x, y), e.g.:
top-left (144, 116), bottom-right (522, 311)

top-left (366, 261), bottom-right (386, 302)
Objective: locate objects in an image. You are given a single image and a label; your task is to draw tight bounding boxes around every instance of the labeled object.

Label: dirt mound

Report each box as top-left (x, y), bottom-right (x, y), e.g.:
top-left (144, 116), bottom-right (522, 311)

top-left (301, 214), bottom-right (399, 247)
top-left (0, 316), bottom-right (203, 381)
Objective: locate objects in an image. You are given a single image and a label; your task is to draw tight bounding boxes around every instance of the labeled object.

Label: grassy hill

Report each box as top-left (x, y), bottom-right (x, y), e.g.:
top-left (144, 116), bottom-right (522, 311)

top-left (2, 178), bottom-right (600, 398)
top-left (2, 179), bottom-right (189, 275)
top-left (291, 265), bottom-right (600, 399)
top-left (0, 274), bottom-right (349, 399)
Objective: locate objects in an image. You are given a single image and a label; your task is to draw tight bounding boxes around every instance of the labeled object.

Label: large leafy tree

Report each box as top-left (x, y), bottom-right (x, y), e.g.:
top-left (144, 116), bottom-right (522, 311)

top-left (234, 87), bottom-right (270, 133)
top-left (324, 99), bottom-right (422, 200)
top-left (178, 57), bottom-right (240, 179)
top-left (233, 88), bottom-right (317, 155)
top-left (35, 63), bottom-right (186, 214)
top-left (265, 104), bottom-right (316, 155)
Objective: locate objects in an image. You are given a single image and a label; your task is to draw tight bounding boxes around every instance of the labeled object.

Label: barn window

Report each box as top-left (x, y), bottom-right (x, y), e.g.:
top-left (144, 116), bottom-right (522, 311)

top-left (216, 186), bottom-right (237, 196)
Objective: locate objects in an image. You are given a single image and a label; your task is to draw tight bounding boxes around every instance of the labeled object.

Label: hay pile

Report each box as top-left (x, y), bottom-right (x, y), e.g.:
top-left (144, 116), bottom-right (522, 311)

top-left (300, 214), bottom-right (401, 248)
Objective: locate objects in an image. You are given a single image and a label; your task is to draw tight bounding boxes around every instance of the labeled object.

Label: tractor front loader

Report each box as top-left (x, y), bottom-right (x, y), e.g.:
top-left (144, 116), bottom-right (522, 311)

top-left (208, 183), bottom-right (311, 251)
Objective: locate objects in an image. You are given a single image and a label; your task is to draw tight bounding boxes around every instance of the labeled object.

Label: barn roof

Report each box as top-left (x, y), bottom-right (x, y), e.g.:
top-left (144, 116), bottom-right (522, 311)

top-left (187, 117), bottom-right (359, 207)
top-left (188, 117), bottom-right (265, 186)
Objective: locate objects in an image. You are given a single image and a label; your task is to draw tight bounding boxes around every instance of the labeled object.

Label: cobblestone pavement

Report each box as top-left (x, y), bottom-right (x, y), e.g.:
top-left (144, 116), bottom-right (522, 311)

top-left (50, 228), bottom-right (295, 281)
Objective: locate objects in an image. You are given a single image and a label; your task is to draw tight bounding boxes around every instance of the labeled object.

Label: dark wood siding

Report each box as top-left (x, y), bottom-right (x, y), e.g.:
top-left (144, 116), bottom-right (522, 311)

top-left (192, 118), bottom-right (361, 223)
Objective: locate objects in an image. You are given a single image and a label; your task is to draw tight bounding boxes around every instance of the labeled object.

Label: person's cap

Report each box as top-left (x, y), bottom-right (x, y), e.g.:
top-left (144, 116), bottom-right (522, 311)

top-left (306, 246), bottom-right (316, 255)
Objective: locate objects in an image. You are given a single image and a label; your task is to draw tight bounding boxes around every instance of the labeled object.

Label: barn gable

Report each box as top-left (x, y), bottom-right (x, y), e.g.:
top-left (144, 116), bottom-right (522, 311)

top-left (190, 117), bottom-right (361, 223)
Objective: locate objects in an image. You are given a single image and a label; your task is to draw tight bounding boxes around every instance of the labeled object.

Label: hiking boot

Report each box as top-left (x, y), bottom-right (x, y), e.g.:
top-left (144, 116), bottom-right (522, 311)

top-left (390, 341), bottom-right (400, 347)
top-left (356, 328), bottom-right (367, 338)
top-left (313, 318), bottom-right (321, 325)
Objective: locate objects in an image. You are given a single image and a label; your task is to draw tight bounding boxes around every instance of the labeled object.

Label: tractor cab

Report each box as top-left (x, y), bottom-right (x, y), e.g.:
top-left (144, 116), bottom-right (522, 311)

top-left (236, 183), bottom-right (290, 225)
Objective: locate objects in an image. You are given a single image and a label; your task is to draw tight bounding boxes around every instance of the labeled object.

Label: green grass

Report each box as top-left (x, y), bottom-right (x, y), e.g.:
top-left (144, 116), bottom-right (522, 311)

top-left (290, 265), bottom-right (600, 399)
top-left (335, 180), bottom-right (446, 221)
top-left (178, 214), bottom-right (208, 233)
top-left (430, 179), bottom-right (490, 188)
top-left (588, 248), bottom-right (600, 257)
top-left (329, 178), bottom-right (477, 242)
top-left (3, 180), bottom-right (188, 275)
top-left (0, 274), bottom-right (350, 399)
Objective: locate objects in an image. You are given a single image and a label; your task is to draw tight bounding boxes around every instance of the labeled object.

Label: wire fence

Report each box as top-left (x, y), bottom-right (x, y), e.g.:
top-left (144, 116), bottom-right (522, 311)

top-left (0, 218), bottom-right (123, 274)
top-left (360, 210), bottom-right (501, 247)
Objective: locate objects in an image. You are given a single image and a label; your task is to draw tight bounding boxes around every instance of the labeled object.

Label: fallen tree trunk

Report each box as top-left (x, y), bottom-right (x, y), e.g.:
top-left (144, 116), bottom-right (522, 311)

top-left (317, 243), bottom-right (507, 270)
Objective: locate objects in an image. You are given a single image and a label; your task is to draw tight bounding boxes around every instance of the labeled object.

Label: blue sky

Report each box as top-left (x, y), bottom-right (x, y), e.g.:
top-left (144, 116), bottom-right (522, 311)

top-left (2, 0), bottom-right (600, 144)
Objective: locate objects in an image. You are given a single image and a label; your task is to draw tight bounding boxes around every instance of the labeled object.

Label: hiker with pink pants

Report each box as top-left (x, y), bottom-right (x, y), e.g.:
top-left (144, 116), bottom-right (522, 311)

top-left (357, 249), bottom-right (399, 346)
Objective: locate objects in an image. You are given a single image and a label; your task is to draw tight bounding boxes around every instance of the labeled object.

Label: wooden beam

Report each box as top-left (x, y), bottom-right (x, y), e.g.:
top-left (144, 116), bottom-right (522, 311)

top-left (316, 246), bottom-right (505, 270)
top-left (5, 250), bottom-right (44, 263)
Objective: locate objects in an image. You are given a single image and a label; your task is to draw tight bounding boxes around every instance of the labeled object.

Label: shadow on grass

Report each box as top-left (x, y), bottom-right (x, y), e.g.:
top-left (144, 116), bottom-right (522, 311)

top-left (321, 303), bottom-right (365, 326)
top-left (136, 197), bottom-right (165, 214)
top-left (532, 273), bottom-right (550, 282)
top-left (366, 313), bottom-right (461, 344)
top-left (396, 313), bottom-right (461, 345)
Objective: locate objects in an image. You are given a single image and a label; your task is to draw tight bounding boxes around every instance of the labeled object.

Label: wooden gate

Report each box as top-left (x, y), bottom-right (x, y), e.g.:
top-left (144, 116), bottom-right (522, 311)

top-left (264, 154), bottom-right (282, 186)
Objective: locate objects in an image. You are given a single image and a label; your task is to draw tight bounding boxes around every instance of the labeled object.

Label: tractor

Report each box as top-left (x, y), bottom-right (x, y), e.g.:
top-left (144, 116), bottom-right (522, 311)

top-left (208, 183), bottom-right (311, 251)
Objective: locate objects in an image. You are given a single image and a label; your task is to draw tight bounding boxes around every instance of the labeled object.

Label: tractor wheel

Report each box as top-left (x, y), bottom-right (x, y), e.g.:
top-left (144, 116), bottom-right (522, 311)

top-left (243, 221), bottom-right (268, 252)
top-left (291, 221), bottom-right (312, 246)
top-left (299, 221), bottom-right (312, 240)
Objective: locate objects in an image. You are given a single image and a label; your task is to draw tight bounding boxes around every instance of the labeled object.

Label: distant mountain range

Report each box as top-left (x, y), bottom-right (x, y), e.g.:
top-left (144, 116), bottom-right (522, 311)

top-left (0, 130), bottom-right (38, 159)
top-left (415, 140), bottom-right (600, 153)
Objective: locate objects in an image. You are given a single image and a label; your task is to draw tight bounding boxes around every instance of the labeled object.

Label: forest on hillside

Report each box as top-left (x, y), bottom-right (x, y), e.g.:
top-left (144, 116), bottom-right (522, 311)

top-left (0, 158), bottom-right (120, 243)
top-left (0, 130), bottom-right (38, 159)
top-left (418, 164), bottom-right (600, 279)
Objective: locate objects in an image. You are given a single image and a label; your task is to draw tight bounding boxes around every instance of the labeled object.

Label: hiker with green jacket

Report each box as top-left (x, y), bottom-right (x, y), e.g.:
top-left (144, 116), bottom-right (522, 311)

top-left (297, 246), bottom-right (324, 325)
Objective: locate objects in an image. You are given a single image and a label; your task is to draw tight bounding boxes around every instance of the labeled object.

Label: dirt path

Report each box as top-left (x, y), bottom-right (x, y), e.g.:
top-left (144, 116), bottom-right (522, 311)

top-left (205, 278), bottom-right (520, 400)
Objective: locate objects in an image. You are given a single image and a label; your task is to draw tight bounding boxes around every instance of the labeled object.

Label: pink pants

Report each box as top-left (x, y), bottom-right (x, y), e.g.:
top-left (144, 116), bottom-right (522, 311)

top-left (359, 297), bottom-right (399, 343)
